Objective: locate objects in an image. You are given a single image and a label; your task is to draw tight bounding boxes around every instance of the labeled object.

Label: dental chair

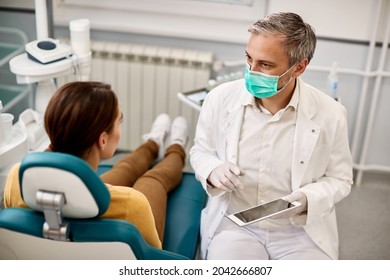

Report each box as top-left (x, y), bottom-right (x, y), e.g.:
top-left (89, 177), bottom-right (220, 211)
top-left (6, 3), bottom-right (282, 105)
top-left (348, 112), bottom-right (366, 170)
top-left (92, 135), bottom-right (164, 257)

top-left (0, 152), bottom-right (207, 260)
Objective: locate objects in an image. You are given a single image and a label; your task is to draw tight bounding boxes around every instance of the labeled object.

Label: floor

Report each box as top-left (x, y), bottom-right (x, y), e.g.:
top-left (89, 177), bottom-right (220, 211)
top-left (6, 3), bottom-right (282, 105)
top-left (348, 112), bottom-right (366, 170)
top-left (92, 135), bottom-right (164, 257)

top-left (337, 172), bottom-right (390, 260)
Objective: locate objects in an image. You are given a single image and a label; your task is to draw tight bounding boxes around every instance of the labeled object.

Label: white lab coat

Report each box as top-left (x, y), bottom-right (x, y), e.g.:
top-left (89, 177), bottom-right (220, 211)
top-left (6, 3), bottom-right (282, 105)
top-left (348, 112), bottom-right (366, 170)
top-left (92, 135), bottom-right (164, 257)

top-left (190, 77), bottom-right (353, 260)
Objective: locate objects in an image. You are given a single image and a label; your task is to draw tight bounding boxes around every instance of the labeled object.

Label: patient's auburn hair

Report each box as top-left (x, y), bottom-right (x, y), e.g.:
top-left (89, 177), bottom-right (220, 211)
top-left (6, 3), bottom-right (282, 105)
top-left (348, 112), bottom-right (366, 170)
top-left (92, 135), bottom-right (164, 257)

top-left (44, 81), bottom-right (118, 159)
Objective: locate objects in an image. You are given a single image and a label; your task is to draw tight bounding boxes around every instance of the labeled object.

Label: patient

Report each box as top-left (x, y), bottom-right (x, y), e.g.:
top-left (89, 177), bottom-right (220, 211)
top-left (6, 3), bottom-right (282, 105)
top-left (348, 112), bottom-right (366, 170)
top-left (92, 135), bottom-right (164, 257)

top-left (3, 81), bottom-right (189, 249)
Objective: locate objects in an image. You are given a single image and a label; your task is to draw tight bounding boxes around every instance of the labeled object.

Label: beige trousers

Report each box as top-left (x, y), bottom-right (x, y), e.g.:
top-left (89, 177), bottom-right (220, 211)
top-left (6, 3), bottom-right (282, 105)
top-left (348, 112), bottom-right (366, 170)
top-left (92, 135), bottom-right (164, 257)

top-left (100, 140), bottom-right (186, 242)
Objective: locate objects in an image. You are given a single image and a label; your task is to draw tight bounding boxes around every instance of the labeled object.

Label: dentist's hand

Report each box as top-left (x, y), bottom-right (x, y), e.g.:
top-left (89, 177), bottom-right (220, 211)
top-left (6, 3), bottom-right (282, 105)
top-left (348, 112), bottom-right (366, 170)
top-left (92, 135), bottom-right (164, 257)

top-left (207, 162), bottom-right (245, 192)
top-left (278, 191), bottom-right (308, 218)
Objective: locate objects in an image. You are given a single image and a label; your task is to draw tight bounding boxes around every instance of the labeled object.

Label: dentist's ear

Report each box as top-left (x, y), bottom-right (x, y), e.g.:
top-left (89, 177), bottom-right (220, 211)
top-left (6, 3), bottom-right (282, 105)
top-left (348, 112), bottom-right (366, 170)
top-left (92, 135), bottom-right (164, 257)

top-left (293, 59), bottom-right (308, 78)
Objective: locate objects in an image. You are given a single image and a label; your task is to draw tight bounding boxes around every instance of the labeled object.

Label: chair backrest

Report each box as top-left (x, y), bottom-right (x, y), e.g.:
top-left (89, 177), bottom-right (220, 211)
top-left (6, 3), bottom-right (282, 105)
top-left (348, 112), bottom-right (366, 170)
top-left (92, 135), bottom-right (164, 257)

top-left (0, 152), bottom-right (187, 260)
top-left (20, 152), bottom-right (110, 219)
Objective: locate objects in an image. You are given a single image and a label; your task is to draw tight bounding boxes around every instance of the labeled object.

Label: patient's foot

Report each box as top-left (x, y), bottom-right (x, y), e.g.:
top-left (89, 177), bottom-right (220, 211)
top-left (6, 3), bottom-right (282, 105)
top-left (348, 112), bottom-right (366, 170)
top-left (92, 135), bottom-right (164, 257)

top-left (170, 116), bottom-right (188, 148)
top-left (143, 113), bottom-right (171, 160)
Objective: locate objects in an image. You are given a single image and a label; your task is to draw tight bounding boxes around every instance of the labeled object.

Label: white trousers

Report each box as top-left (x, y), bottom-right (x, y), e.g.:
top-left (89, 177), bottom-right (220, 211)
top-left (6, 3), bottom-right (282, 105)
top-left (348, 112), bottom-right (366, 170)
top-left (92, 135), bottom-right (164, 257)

top-left (206, 216), bottom-right (331, 260)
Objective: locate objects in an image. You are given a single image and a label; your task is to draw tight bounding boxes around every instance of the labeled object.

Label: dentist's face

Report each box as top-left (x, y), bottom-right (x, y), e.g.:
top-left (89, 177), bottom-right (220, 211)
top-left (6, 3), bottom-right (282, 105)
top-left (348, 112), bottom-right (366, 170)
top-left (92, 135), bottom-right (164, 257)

top-left (245, 33), bottom-right (292, 88)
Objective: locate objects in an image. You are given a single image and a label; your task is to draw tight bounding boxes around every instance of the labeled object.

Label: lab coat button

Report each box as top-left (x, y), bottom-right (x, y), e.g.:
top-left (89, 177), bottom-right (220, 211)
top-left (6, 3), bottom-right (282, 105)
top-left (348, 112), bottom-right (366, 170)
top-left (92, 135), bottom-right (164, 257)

top-left (300, 161), bottom-right (304, 164)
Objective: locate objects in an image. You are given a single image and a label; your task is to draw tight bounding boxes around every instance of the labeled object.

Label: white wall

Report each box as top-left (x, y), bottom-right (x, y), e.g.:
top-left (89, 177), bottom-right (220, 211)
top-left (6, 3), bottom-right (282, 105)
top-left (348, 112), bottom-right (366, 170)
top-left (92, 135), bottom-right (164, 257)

top-left (53, 0), bottom-right (388, 43)
top-left (269, 0), bottom-right (388, 42)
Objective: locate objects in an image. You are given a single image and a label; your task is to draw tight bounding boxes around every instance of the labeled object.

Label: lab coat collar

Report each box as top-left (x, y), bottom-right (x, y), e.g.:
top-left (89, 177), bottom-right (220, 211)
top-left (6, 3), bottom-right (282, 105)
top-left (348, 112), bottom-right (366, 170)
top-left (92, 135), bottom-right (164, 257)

top-left (295, 77), bottom-right (317, 119)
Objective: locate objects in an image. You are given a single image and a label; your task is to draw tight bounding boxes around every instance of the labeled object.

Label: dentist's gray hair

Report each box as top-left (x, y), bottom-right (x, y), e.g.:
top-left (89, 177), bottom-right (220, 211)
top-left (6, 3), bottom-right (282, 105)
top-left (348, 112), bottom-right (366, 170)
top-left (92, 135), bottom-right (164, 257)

top-left (248, 12), bottom-right (317, 66)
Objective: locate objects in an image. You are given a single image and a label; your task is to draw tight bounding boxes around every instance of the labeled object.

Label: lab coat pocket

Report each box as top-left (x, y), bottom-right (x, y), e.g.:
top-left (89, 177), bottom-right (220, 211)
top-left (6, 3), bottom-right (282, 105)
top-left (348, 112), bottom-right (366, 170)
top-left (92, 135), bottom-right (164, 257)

top-left (302, 144), bottom-right (331, 184)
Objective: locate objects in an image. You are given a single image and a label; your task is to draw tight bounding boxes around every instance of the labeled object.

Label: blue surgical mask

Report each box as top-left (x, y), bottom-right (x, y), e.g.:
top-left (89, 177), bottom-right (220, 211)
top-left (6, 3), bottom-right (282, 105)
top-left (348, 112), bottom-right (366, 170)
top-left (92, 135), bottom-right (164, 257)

top-left (244, 64), bottom-right (294, 98)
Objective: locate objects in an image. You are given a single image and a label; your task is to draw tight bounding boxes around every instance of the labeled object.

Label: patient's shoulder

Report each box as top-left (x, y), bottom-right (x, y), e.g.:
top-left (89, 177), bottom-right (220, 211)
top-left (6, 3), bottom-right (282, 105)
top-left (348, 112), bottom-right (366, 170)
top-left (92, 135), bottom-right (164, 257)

top-left (4, 162), bottom-right (26, 209)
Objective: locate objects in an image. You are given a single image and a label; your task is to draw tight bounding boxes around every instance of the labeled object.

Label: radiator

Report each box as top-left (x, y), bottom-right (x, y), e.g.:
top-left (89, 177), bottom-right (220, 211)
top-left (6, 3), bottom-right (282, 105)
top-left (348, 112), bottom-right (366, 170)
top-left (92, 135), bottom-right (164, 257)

top-left (57, 40), bottom-right (213, 153)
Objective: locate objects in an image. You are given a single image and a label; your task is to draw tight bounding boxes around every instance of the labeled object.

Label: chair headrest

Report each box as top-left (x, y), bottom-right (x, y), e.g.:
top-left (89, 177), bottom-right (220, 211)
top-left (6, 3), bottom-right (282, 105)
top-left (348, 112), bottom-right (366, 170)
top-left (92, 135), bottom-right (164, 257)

top-left (19, 152), bottom-right (110, 218)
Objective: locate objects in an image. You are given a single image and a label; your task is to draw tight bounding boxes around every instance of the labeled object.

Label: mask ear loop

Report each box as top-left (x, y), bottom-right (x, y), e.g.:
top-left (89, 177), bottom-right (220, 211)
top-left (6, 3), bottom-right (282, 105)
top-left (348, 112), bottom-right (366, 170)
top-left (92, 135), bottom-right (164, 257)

top-left (279, 63), bottom-right (296, 79)
top-left (276, 63), bottom-right (297, 91)
top-left (276, 76), bottom-right (294, 93)
top-left (247, 62), bottom-right (296, 79)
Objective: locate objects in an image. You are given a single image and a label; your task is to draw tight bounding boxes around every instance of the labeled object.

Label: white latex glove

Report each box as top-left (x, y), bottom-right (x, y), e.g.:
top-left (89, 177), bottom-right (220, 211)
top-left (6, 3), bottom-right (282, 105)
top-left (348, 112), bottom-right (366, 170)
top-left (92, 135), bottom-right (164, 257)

top-left (277, 191), bottom-right (308, 219)
top-left (207, 162), bottom-right (245, 192)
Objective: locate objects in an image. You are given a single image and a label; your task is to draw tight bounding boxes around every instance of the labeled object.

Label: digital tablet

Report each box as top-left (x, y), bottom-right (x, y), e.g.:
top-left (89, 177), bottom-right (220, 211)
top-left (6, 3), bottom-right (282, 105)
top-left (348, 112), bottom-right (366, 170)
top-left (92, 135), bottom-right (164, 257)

top-left (228, 198), bottom-right (301, 226)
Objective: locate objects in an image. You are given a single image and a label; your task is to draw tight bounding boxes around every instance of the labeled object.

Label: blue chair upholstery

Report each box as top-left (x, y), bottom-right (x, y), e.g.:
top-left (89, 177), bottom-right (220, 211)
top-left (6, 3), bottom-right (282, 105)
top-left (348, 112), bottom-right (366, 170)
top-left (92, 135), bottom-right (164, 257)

top-left (0, 152), bottom-right (206, 260)
top-left (163, 172), bottom-right (207, 258)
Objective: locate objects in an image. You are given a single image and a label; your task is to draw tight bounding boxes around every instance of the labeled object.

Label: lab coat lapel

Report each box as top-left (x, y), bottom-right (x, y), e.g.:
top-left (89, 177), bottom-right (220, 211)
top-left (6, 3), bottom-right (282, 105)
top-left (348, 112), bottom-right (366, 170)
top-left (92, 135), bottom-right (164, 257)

top-left (291, 80), bottom-right (321, 190)
top-left (224, 96), bottom-right (244, 164)
top-left (292, 116), bottom-right (320, 190)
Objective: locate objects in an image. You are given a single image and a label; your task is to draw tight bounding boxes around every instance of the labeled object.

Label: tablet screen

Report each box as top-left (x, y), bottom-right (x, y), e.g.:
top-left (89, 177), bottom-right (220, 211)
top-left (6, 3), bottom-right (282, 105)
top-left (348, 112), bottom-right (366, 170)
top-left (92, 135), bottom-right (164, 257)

top-left (233, 199), bottom-right (293, 223)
